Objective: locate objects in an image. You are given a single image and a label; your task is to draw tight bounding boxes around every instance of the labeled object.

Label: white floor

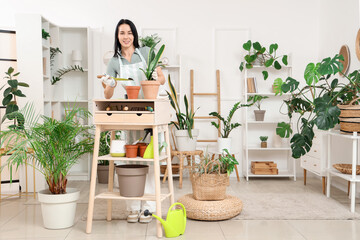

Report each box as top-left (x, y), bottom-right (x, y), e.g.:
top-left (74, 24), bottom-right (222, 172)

top-left (0, 177), bottom-right (360, 240)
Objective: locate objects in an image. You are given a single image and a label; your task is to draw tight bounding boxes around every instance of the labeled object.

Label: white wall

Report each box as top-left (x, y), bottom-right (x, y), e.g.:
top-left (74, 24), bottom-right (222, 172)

top-left (1, 0), bottom-right (357, 178)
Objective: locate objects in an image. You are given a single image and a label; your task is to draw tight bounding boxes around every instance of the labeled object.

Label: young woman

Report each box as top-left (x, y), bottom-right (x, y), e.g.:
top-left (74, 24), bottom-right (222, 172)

top-left (101, 19), bottom-right (165, 224)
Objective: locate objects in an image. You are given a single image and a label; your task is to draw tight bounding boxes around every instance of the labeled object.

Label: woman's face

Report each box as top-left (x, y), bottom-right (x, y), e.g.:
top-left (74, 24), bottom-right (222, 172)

top-left (118, 24), bottom-right (134, 48)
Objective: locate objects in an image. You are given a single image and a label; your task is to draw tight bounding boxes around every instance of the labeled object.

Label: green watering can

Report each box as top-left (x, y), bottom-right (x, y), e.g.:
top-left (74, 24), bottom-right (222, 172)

top-left (144, 202), bottom-right (186, 238)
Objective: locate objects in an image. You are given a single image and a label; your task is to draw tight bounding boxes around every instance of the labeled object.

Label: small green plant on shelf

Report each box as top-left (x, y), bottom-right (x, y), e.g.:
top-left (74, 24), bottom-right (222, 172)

top-left (42, 29), bottom-right (50, 40)
top-left (247, 95), bottom-right (269, 110)
top-left (260, 136), bottom-right (268, 148)
top-left (139, 34), bottom-right (161, 48)
top-left (239, 40), bottom-right (288, 80)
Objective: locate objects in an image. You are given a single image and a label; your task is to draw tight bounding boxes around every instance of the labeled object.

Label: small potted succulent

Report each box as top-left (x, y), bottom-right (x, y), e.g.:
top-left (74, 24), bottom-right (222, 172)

top-left (260, 136), bottom-right (268, 148)
top-left (140, 44), bottom-right (165, 99)
top-left (247, 95), bottom-right (269, 121)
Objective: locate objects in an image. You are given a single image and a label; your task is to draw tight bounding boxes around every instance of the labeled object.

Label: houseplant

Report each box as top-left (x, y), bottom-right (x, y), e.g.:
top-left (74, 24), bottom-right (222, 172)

top-left (166, 76), bottom-right (199, 151)
top-left (247, 95), bottom-right (269, 121)
top-left (274, 54), bottom-right (360, 159)
top-left (209, 101), bottom-right (249, 153)
top-left (239, 40), bottom-right (288, 80)
top-left (139, 34), bottom-right (161, 48)
top-left (0, 104), bottom-right (93, 229)
top-left (260, 136), bottom-right (268, 148)
top-left (140, 44), bottom-right (165, 99)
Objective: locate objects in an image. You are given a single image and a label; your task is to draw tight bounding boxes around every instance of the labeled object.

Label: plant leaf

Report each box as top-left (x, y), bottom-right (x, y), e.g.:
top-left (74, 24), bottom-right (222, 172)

top-left (274, 60), bottom-right (281, 70)
top-left (8, 79), bottom-right (18, 88)
top-left (243, 40), bottom-right (251, 51)
top-left (265, 58), bottom-right (274, 67)
top-left (18, 82), bottom-right (29, 87)
top-left (304, 62), bottom-right (321, 85)
top-left (282, 55), bottom-right (288, 65)
top-left (2, 94), bottom-right (12, 106)
top-left (262, 71), bottom-right (268, 80)
top-left (253, 42), bottom-right (261, 51)
top-left (273, 78), bottom-right (283, 96)
top-left (276, 122), bottom-right (292, 138)
top-left (313, 95), bottom-right (341, 130)
top-left (281, 77), bottom-right (299, 93)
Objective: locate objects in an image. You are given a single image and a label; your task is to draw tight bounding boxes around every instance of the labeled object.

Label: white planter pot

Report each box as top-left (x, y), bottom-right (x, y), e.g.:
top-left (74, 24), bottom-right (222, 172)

top-left (38, 188), bottom-right (80, 229)
top-left (217, 137), bottom-right (232, 153)
top-left (175, 129), bottom-right (199, 151)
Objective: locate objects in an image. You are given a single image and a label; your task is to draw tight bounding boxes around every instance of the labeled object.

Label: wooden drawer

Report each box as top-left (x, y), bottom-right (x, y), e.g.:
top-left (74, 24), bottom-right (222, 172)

top-left (301, 155), bottom-right (321, 174)
top-left (94, 113), bottom-right (154, 124)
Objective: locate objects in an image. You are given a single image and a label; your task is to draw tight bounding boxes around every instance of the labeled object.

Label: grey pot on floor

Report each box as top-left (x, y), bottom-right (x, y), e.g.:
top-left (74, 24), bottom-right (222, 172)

top-left (97, 164), bottom-right (115, 184)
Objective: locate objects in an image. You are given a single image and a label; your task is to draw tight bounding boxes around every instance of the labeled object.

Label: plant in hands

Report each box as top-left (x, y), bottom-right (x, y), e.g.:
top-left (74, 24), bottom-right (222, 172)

top-left (209, 102), bottom-right (248, 138)
top-left (140, 44), bottom-right (165, 80)
top-left (247, 95), bottom-right (269, 110)
top-left (239, 40), bottom-right (288, 80)
top-left (166, 76), bottom-right (198, 138)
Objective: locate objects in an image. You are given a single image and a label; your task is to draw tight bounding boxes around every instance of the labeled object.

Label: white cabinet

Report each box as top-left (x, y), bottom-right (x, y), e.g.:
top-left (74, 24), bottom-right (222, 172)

top-left (242, 66), bottom-right (296, 181)
top-left (16, 14), bottom-right (94, 181)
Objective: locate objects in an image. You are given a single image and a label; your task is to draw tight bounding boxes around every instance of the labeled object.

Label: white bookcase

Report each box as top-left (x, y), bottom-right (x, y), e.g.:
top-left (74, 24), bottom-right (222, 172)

top-left (242, 65), bottom-right (296, 181)
top-left (16, 14), bottom-right (94, 181)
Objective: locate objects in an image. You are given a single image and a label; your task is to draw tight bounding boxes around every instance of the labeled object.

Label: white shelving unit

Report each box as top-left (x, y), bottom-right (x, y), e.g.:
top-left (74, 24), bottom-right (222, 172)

top-left (242, 65), bottom-right (296, 181)
top-left (16, 14), bottom-right (94, 181)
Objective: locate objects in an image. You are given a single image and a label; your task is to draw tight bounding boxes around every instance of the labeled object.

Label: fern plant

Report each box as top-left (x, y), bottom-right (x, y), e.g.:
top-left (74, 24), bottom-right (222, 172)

top-left (209, 102), bottom-right (248, 138)
top-left (51, 65), bottom-right (84, 85)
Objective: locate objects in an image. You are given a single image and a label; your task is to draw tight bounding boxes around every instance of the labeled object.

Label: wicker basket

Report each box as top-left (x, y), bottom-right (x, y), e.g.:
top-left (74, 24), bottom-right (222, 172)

top-left (338, 98), bottom-right (360, 133)
top-left (333, 164), bottom-right (360, 175)
top-left (160, 164), bottom-right (179, 175)
top-left (190, 160), bottom-right (229, 201)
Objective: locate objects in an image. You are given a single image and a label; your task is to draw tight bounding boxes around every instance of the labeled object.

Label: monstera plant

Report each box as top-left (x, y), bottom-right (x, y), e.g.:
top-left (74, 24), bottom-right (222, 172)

top-left (275, 54), bottom-right (360, 158)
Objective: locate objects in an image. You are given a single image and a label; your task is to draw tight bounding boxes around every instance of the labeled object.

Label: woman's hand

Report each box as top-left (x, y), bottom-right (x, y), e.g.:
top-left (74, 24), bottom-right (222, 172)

top-left (155, 67), bottom-right (166, 85)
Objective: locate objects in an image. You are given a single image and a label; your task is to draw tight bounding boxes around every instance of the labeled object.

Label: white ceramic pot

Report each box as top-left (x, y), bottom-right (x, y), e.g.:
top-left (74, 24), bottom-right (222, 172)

top-left (106, 132), bottom-right (126, 157)
top-left (38, 188), bottom-right (80, 229)
top-left (175, 129), bottom-right (199, 151)
top-left (218, 137), bottom-right (232, 153)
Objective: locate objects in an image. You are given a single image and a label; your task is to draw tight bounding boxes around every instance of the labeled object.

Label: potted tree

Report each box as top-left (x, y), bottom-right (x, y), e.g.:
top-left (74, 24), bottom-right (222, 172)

top-left (247, 95), bottom-right (269, 121)
top-left (260, 136), bottom-right (268, 148)
top-left (239, 40), bottom-right (289, 80)
top-left (274, 54), bottom-right (360, 159)
top-left (140, 44), bottom-right (166, 99)
top-left (166, 76), bottom-right (199, 151)
top-left (0, 105), bottom-right (93, 229)
top-left (209, 102), bottom-right (249, 153)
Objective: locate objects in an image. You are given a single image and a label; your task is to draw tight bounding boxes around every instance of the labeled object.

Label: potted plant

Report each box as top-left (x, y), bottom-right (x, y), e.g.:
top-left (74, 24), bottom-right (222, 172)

top-left (209, 102), bottom-right (249, 153)
top-left (239, 40), bottom-right (288, 80)
top-left (190, 149), bottom-right (238, 200)
top-left (247, 95), bottom-right (269, 121)
top-left (0, 105), bottom-right (93, 229)
top-left (274, 54), bottom-right (360, 159)
top-left (139, 34), bottom-right (161, 48)
top-left (140, 44), bottom-right (165, 99)
top-left (166, 76), bottom-right (199, 151)
top-left (260, 136), bottom-right (268, 148)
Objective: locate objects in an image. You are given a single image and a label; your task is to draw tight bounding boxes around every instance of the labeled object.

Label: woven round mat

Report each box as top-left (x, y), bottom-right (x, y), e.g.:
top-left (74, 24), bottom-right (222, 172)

top-left (178, 194), bottom-right (242, 221)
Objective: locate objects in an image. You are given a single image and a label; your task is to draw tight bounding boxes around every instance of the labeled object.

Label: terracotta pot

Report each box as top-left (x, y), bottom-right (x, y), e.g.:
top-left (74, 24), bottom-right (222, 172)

top-left (140, 80), bottom-right (160, 99)
top-left (261, 142), bottom-right (267, 148)
top-left (125, 86), bottom-right (141, 99)
top-left (125, 145), bottom-right (139, 158)
top-left (138, 143), bottom-right (148, 157)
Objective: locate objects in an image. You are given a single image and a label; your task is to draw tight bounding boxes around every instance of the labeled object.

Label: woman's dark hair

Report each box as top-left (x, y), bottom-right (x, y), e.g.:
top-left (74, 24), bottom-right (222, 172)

top-left (113, 19), bottom-right (140, 57)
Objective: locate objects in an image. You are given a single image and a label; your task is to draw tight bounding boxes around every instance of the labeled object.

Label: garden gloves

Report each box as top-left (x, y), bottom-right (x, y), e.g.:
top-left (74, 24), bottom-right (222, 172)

top-left (100, 74), bottom-right (116, 87)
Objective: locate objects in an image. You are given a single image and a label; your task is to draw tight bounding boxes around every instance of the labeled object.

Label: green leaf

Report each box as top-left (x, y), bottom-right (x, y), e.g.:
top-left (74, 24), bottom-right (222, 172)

top-left (7, 67), bottom-right (14, 75)
top-left (244, 55), bottom-right (253, 63)
top-left (276, 122), bottom-right (292, 138)
top-left (304, 62), bottom-right (321, 85)
top-left (13, 72), bottom-right (20, 76)
top-left (8, 80), bottom-right (18, 88)
top-left (6, 104), bottom-right (18, 115)
top-left (317, 54), bottom-right (344, 76)
top-left (253, 42), bottom-right (261, 51)
top-left (3, 87), bottom-right (12, 97)
top-left (243, 40), bottom-right (251, 51)
top-left (282, 55), bottom-right (288, 65)
top-left (259, 47), bottom-right (266, 54)
top-left (239, 62), bottom-right (244, 71)
top-left (313, 95), bottom-right (341, 130)
top-left (269, 43), bottom-right (278, 54)
top-left (13, 90), bottom-right (26, 97)
top-left (330, 79), bottom-right (338, 89)
top-left (274, 61), bottom-right (281, 70)
top-left (18, 82), bottom-right (29, 87)
top-left (273, 78), bottom-right (283, 96)
top-left (265, 58), bottom-right (274, 67)
top-left (246, 63), bottom-right (253, 69)
top-left (281, 77), bottom-right (299, 93)
top-left (2, 94), bottom-right (12, 106)
top-left (262, 71), bottom-right (269, 80)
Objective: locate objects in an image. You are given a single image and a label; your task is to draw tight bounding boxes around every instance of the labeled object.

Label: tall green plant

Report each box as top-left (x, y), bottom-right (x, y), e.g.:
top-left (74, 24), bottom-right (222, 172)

top-left (140, 44), bottom-right (165, 80)
top-left (166, 76), bottom-right (198, 138)
top-left (0, 104), bottom-right (94, 194)
top-left (209, 102), bottom-right (248, 138)
top-left (247, 95), bottom-right (269, 110)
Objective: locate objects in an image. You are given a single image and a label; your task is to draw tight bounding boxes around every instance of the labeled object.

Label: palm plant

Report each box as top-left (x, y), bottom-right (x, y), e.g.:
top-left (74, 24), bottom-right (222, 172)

top-left (166, 76), bottom-right (197, 138)
top-left (140, 44), bottom-right (165, 80)
top-left (0, 104), bottom-right (94, 194)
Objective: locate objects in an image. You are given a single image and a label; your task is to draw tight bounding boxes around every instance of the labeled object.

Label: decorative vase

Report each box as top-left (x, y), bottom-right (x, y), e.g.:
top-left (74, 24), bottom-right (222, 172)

top-left (125, 145), bottom-right (138, 158)
top-left (261, 142), bottom-right (267, 148)
top-left (116, 165), bottom-right (149, 197)
top-left (125, 86), bottom-right (141, 99)
top-left (174, 129), bottom-right (199, 151)
top-left (38, 188), bottom-right (80, 229)
top-left (217, 137), bottom-right (232, 153)
top-left (254, 110), bottom-right (266, 121)
top-left (140, 80), bottom-right (160, 99)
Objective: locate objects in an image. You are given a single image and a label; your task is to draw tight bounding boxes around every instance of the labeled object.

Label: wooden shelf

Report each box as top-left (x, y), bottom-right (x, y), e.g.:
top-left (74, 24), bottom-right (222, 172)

top-left (97, 154), bottom-right (169, 162)
top-left (246, 147), bottom-right (291, 151)
top-left (95, 192), bottom-right (172, 201)
top-left (246, 92), bottom-right (291, 96)
top-left (247, 170), bottom-right (294, 177)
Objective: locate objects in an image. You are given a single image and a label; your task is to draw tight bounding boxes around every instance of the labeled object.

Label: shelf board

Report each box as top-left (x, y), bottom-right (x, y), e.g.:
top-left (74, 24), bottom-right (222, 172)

top-left (43, 75), bottom-right (50, 79)
top-left (328, 169), bottom-right (360, 182)
top-left (68, 171), bottom-right (88, 176)
top-left (328, 130), bottom-right (360, 139)
top-left (247, 65), bottom-right (292, 69)
top-left (247, 170), bottom-right (294, 178)
top-left (164, 65), bottom-right (180, 69)
top-left (246, 93), bottom-right (291, 96)
top-left (56, 99), bottom-right (89, 103)
top-left (95, 111), bottom-right (153, 114)
top-left (247, 121), bottom-right (282, 124)
top-left (97, 154), bottom-right (168, 162)
top-left (95, 192), bottom-right (172, 201)
top-left (246, 147), bottom-right (291, 151)
top-left (42, 45), bottom-right (49, 50)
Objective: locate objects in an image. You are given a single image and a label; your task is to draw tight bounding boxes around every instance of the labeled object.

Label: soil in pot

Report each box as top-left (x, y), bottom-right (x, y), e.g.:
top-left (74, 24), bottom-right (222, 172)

top-left (116, 164), bottom-right (149, 197)
top-left (125, 144), bottom-right (138, 158)
top-left (125, 86), bottom-right (141, 99)
top-left (141, 80), bottom-right (160, 99)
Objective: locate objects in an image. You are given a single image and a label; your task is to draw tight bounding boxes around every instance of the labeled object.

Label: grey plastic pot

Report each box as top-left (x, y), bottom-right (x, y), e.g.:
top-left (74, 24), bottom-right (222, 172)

top-left (97, 164), bottom-right (115, 184)
top-left (115, 164), bottom-right (149, 197)
top-left (254, 110), bottom-right (266, 121)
